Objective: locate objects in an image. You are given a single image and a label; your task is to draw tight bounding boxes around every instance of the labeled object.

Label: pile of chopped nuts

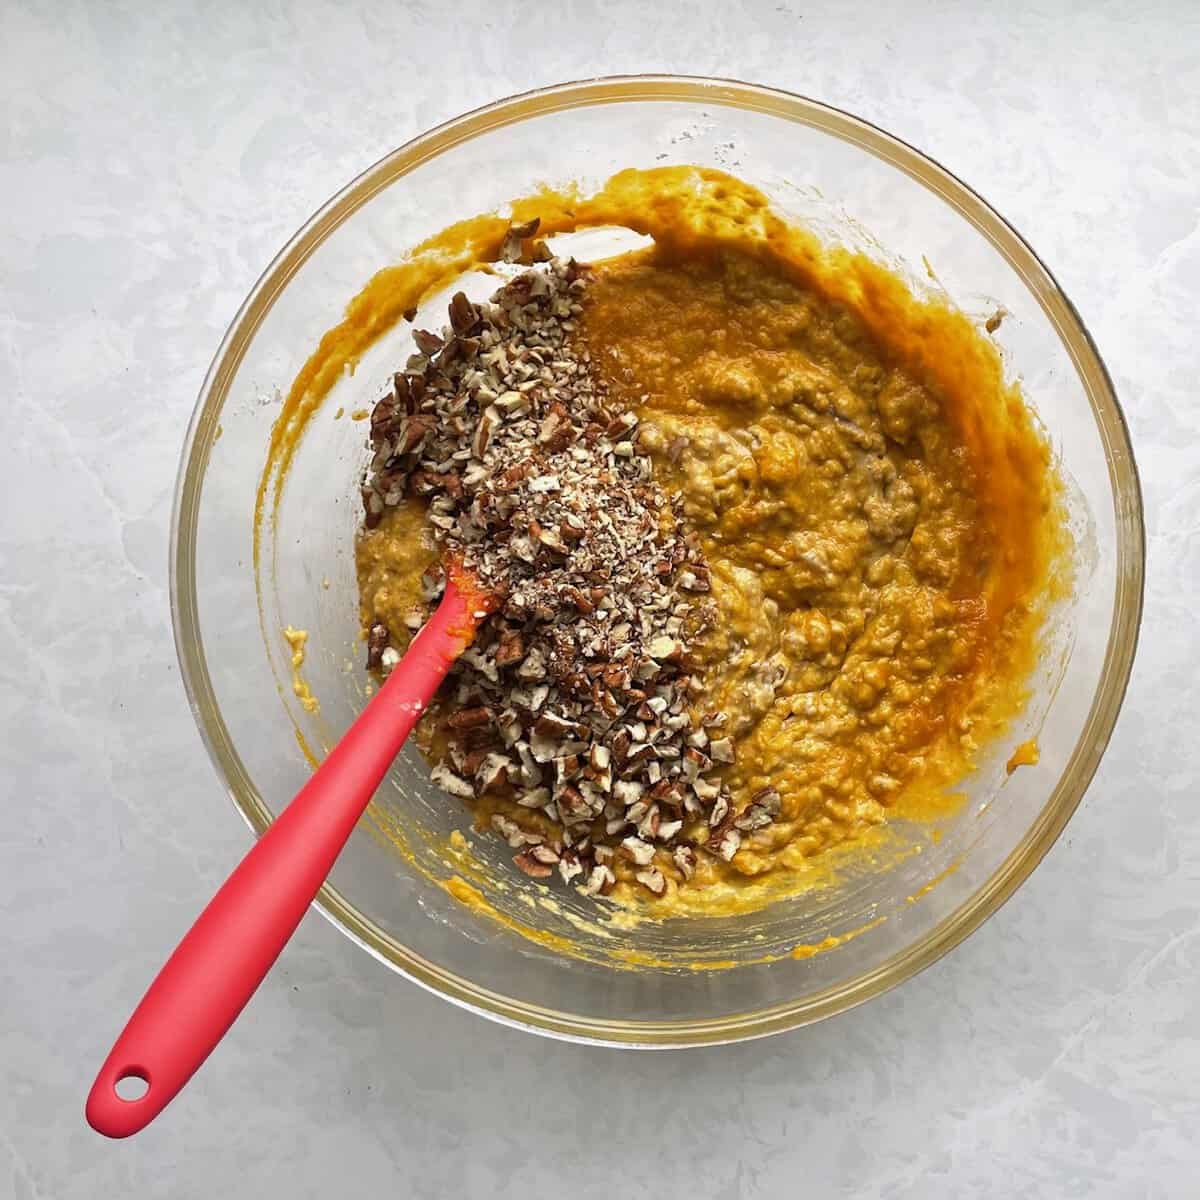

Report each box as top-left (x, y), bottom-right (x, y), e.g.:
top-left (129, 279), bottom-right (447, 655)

top-left (362, 224), bottom-right (781, 898)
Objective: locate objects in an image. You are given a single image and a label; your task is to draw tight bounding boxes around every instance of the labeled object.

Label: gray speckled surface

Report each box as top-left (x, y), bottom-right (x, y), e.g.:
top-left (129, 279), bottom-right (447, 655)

top-left (2, 1), bottom-right (1196, 1195)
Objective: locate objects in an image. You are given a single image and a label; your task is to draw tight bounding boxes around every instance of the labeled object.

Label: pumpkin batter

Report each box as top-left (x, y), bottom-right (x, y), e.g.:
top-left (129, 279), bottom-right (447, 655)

top-left (579, 244), bottom-right (1055, 884)
top-left (356, 222), bottom-right (1065, 912)
top-left (261, 166), bottom-right (1067, 923)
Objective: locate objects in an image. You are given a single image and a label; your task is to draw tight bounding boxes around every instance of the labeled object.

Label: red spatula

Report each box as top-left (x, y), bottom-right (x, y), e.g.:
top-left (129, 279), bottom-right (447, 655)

top-left (86, 572), bottom-right (487, 1138)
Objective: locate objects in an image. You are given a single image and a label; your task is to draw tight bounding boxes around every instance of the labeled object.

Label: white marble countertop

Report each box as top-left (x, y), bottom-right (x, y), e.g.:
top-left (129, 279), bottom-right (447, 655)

top-left (3, 2), bottom-right (1196, 1195)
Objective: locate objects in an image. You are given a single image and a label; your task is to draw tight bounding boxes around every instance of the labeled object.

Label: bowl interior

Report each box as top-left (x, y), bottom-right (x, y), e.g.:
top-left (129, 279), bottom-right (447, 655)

top-left (174, 79), bottom-right (1141, 1043)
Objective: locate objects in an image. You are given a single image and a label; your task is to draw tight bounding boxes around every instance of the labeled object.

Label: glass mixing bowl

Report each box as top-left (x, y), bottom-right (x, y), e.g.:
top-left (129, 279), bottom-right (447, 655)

top-left (171, 77), bottom-right (1143, 1045)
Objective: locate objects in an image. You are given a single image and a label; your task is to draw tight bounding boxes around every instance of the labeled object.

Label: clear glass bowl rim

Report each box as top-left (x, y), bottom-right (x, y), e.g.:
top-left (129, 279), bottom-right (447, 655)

top-left (170, 74), bottom-right (1145, 1047)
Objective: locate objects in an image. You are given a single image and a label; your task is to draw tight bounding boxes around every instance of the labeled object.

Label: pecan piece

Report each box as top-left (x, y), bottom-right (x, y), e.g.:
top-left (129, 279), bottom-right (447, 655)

top-left (447, 705), bottom-right (491, 731)
top-left (559, 514), bottom-right (586, 542)
top-left (513, 851), bottom-right (553, 879)
top-left (751, 787), bottom-right (782, 817)
top-left (673, 844), bottom-right (697, 880)
top-left (646, 636), bottom-right (682, 662)
top-left (709, 793), bottom-right (730, 828)
top-left (708, 826), bottom-right (741, 862)
top-left (412, 328), bottom-right (444, 357)
top-left (494, 629), bottom-right (526, 668)
top-left (533, 711), bottom-right (579, 739)
top-left (708, 737), bottom-right (736, 764)
top-left (361, 486), bottom-right (383, 528)
top-left (370, 396), bottom-right (400, 445)
top-left (448, 291), bottom-right (482, 335)
top-left (557, 850), bottom-right (584, 884)
top-left (619, 836), bottom-right (656, 866)
top-left (706, 801), bottom-right (741, 861)
top-left (500, 218), bottom-right (541, 263)
top-left (460, 746), bottom-right (495, 777)
top-left (562, 585), bottom-right (594, 615)
top-left (556, 784), bottom-right (590, 821)
top-left (396, 414), bottom-right (435, 456)
top-left (579, 863), bottom-right (616, 896)
top-left (366, 622), bottom-right (389, 671)
top-left (430, 763), bottom-right (474, 800)
top-left (474, 753), bottom-right (511, 793)
top-left (635, 866), bottom-right (667, 896)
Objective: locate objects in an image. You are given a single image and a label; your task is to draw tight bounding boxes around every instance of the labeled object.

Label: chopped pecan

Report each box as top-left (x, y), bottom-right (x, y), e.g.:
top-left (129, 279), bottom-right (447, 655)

top-left (751, 786), bottom-right (782, 817)
top-left (556, 784), bottom-right (590, 820)
top-left (412, 328), bottom-right (444, 357)
top-left (494, 629), bottom-right (526, 668)
top-left (708, 737), bottom-right (736, 764)
top-left (366, 622), bottom-right (389, 671)
top-left (646, 636), bottom-right (682, 662)
top-left (500, 218), bottom-right (541, 263)
top-left (709, 793), bottom-right (730, 828)
top-left (396, 414), bottom-right (435, 455)
top-left (709, 827), bottom-right (742, 861)
top-left (362, 486), bottom-right (383, 528)
top-left (579, 863), bottom-right (616, 896)
top-left (472, 411), bottom-right (495, 459)
top-left (370, 396), bottom-right (401, 445)
top-left (474, 753), bottom-right (510, 793)
top-left (620, 836), bottom-right (656, 866)
top-left (430, 764), bottom-right (474, 800)
top-left (604, 411), bottom-right (637, 439)
top-left (562, 585), bottom-right (594, 615)
top-left (447, 706), bottom-right (491, 731)
top-left (509, 217), bottom-right (541, 239)
top-left (513, 851), bottom-right (553, 879)
top-left (557, 850), bottom-right (584, 884)
top-left (533, 711), bottom-right (578, 739)
top-left (448, 291), bottom-right (482, 335)
top-left (460, 746), bottom-right (495, 777)
top-left (355, 251), bottom-right (727, 899)
top-left (635, 866), bottom-right (667, 896)
top-left (673, 844), bottom-right (697, 879)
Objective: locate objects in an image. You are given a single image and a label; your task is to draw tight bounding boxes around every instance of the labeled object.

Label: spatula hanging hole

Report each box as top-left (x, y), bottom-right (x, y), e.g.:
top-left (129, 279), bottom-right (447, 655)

top-left (115, 1071), bottom-right (149, 1101)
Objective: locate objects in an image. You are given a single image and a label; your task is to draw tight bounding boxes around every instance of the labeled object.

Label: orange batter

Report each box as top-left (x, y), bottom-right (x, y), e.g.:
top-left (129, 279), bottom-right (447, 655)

top-left (265, 166), bottom-right (1067, 919)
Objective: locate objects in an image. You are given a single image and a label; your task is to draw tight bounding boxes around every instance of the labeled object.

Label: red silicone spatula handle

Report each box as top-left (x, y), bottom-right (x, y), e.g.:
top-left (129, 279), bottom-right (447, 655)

top-left (86, 582), bottom-right (476, 1138)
